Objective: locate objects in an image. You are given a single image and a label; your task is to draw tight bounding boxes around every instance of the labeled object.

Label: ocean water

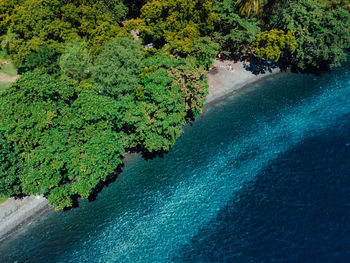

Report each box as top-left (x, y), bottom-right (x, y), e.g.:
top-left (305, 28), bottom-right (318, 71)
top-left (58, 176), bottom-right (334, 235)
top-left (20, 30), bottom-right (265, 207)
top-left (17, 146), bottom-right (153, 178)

top-left (0, 59), bottom-right (350, 262)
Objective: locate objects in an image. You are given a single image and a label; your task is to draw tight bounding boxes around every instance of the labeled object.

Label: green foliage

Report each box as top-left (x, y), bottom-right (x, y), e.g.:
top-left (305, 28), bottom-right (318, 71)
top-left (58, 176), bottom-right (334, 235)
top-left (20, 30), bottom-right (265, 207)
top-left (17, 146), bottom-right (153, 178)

top-left (0, 70), bottom-right (125, 209)
top-left (59, 40), bottom-right (91, 82)
top-left (122, 50), bottom-right (187, 152)
top-left (169, 57), bottom-right (209, 119)
top-left (318, 0), bottom-right (350, 12)
top-left (0, 0), bottom-right (19, 35)
top-left (252, 29), bottom-right (297, 62)
top-left (99, 0), bottom-right (128, 22)
top-left (214, 0), bottom-right (261, 58)
top-left (3, 0), bottom-right (122, 66)
top-left (17, 45), bottom-right (59, 74)
top-left (1, 71), bottom-right (75, 151)
top-left (236, 0), bottom-right (264, 17)
top-left (22, 115), bottom-right (124, 210)
top-left (92, 37), bottom-right (144, 98)
top-left (0, 128), bottom-right (21, 197)
top-left (124, 50), bottom-right (209, 153)
top-left (140, 0), bottom-right (217, 54)
top-left (190, 37), bottom-right (219, 69)
top-left (0, 48), bottom-right (10, 60)
top-left (274, 0), bottom-right (350, 70)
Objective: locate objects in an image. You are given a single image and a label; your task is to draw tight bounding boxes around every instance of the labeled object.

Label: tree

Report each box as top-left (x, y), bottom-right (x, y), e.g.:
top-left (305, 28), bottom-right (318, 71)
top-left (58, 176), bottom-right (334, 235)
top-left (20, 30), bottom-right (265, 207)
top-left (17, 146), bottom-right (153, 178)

top-left (214, 0), bottom-right (261, 58)
top-left (3, 0), bottom-right (122, 66)
top-left (0, 0), bottom-right (19, 35)
top-left (99, 0), bottom-right (128, 22)
top-left (140, 0), bottom-right (217, 54)
top-left (190, 37), bottom-right (219, 69)
top-left (274, 0), bottom-right (350, 70)
top-left (0, 128), bottom-right (21, 197)
top-left (169, 57), bottom-right (209, 120)
top-left (318, 0), bottom-right (350, 12)
top-left (121, 50), bottom-right (187, 153)
top-left (0, 70), bottom-right (125, 209)
top-left (236, 0), bottom-right (264, 17)
top-left (252, 29), bottom-right (297, 62)
top-left (17, 45), bottom-right (59, 75)
top-left (21, 110), bottom-right (124, 209)
top-left (92, 37), bottom-right (144, 98)
top-left (59, 40), bottom-right (91, 82)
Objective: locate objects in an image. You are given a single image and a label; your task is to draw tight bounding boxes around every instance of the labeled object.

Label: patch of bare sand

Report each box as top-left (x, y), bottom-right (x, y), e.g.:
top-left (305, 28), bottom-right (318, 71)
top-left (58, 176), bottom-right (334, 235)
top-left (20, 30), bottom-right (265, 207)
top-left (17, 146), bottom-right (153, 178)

top-left (0, 72), bottom-right (19, 83)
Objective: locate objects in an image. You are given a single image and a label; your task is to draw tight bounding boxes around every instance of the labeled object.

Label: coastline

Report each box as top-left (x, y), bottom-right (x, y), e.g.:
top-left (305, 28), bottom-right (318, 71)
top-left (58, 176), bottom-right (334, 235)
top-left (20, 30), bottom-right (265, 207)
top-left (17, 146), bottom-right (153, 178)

top-left (205, 59), bottom-right (280, 106)
top-left (0, 195), bottom-right (49, 243)
top-left (0, 59), bottom-right (281, 243)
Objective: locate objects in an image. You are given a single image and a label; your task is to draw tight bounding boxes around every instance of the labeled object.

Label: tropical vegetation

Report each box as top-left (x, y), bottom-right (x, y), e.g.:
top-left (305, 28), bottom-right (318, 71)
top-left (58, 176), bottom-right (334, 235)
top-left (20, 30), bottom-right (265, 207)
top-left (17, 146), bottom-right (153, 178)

top-left (0, 0), bottom-right (349, 209)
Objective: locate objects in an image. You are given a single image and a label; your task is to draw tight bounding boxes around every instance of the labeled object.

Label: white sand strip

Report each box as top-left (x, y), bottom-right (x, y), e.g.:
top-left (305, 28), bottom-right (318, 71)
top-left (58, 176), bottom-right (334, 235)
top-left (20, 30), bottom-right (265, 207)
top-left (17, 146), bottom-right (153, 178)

top-left (206, 59), bottom-right (280, 105)
top-left (0, 196), bottom-right (49, 242)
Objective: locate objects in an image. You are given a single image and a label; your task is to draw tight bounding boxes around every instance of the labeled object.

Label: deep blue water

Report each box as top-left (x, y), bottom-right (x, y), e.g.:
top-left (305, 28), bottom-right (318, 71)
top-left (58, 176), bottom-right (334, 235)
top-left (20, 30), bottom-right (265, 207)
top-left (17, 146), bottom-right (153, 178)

top-left (0, 59), bottom-right (350, 263)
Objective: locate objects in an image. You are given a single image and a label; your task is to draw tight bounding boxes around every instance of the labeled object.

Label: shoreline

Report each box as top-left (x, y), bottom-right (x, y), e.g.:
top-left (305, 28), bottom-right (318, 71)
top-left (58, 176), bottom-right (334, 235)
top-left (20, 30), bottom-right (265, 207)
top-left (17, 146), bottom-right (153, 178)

top-left (0, 195), bottom-right (49, 243)
top-left (205, 59), bottom-right (281, 106)
top-left (0, 59), bottom-right (281, 243)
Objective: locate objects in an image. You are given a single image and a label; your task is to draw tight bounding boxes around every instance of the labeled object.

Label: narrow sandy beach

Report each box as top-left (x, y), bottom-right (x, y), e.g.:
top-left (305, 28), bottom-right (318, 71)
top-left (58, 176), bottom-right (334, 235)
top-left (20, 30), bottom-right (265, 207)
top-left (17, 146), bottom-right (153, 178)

top-left (0, 196), bottom-right (48, 242)
top-left (206, 59), bottom-right (280, 105)
top-left (0, 59), bottom-right (281, 242)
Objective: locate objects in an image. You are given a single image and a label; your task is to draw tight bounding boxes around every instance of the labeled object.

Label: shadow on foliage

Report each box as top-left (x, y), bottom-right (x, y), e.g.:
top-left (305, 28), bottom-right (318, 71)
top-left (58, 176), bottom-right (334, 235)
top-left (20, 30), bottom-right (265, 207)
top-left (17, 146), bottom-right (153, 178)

top-left (86, 162), bottom-right (126, 205)
top-left (241, 56), bottom-right (332, 76)
top-left (140, 149), bottom-right (168, 161)
top-left (85, 147), bottom-right (169, 207)
top-left (290, 62), bottom-right (331, 75)
top-left (243, 57), bottom-right (279, 75)
top-left (57, 159), bottom-right (127, 210)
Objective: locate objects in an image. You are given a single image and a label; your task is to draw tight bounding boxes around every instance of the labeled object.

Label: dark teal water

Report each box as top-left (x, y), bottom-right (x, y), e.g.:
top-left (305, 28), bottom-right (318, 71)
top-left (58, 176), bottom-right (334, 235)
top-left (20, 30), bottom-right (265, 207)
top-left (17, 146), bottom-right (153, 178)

top-left (1, 59), bottom-right (350, 262)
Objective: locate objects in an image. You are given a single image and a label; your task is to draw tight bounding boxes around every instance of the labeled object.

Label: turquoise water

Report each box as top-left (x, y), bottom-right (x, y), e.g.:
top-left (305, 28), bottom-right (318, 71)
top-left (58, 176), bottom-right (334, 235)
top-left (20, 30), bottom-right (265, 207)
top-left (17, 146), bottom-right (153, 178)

top-left (0, 59), bottom-right (350, 262)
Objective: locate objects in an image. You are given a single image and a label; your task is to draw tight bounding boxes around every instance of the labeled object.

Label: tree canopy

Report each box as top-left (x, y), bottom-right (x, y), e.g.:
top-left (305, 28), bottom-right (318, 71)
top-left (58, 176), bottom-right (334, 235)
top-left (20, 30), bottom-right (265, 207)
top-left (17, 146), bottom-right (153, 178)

top-left (0, 70), bottom-right (125, 209)
top-left (252, 29), bottom-right (297, 62)
top-left (273, 0), bottom-right (350, 70)
top-left (59, 40), bottom-right (91, 82)
top-left (214, 0), bottom-right (261, 58)
top-left (140, 0), bottom-right (217, 54)
top-left (92, 37), bottom-right (143, 98)
top-left (2, 0), bottom-right (123, 66)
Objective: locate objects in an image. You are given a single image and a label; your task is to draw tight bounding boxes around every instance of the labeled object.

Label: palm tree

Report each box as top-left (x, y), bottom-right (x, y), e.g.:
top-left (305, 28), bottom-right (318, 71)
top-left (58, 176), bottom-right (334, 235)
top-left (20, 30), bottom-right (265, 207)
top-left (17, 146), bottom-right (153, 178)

top-left (235, 0), bottom-right (263, 17)
top-left (236, 0), bottom-right (289, 17)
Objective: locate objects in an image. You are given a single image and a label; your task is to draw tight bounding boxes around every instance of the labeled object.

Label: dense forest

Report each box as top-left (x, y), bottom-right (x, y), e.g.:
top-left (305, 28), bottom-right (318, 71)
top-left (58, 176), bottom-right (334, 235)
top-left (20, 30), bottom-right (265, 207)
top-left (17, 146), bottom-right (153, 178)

top-left (0, 0), bottom-right (349, 209)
